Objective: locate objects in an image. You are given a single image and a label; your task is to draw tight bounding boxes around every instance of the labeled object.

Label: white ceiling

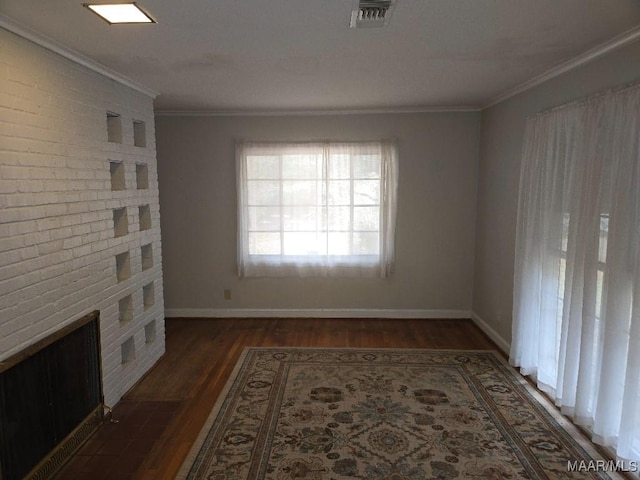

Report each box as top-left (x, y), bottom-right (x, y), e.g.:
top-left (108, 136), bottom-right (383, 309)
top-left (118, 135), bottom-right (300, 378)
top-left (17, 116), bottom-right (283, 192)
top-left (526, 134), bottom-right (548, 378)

top-left (2, 0), bottom-right (640, 112)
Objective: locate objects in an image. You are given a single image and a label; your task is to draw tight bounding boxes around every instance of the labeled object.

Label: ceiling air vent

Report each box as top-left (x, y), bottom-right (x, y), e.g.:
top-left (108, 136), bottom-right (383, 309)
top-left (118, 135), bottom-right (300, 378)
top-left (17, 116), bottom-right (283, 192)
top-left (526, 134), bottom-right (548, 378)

top-left (350, 0), bottom-right (395, 28)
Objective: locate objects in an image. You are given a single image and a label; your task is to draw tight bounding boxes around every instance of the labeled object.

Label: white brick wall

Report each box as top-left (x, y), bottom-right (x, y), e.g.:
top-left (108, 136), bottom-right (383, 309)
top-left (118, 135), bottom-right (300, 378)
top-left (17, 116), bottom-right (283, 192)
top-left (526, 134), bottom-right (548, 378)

top-left (0, 27), bottom-right (165, 408)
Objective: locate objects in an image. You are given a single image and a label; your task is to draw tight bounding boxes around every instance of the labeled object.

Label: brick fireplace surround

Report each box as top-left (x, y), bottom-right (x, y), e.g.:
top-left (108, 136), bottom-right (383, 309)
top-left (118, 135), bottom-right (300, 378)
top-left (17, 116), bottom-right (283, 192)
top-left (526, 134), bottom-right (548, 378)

top-left (0, 24), bottom-right (165, 414)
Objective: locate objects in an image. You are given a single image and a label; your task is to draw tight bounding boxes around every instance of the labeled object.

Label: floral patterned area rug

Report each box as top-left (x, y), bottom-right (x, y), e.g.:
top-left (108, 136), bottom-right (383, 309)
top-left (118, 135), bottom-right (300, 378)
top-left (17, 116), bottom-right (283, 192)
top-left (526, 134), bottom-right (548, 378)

top-left (177, 348), bottom-right (625, 480)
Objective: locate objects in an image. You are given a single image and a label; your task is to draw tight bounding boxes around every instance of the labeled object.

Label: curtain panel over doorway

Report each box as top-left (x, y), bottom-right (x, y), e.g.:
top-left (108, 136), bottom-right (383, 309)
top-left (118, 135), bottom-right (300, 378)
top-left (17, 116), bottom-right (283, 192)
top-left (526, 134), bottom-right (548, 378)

top-left (511, 82), bottom-right (640, 465)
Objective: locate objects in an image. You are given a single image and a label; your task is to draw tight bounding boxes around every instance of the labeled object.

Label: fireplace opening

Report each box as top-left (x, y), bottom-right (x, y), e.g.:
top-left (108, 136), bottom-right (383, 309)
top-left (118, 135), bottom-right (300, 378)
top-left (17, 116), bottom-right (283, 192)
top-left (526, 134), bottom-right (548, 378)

top-left (0, 311), bottom-right (103, 480)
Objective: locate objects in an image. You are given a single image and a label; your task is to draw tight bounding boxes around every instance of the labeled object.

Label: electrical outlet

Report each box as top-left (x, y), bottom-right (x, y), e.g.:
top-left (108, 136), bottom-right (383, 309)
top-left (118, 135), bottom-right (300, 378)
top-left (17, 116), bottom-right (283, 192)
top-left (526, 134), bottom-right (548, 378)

top-left (224, 289), bottom-right (232, 300)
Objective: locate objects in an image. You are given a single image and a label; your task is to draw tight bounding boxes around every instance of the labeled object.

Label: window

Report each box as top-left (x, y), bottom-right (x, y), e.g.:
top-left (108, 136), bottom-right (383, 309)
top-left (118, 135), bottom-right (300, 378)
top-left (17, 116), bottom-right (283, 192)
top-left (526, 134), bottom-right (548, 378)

top-left (555, 212), bottom-right (609, 387)
top-left (557, 212), bottom-right (608, 330)
top-left (237, 141), bottom-right (398, 277)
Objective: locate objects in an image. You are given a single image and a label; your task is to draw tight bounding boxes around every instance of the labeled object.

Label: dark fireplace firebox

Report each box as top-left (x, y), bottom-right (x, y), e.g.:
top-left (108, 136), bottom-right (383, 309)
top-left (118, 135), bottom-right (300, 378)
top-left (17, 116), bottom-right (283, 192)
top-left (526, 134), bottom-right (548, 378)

top-left (0, 311), bottom-right (103, 480)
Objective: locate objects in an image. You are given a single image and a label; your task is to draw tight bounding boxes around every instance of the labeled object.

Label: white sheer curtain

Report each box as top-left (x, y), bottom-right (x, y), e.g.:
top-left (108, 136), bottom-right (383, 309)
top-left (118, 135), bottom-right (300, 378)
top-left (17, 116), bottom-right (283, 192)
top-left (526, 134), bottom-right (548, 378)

top-left (236, 141), bottom-right (398, 277)
top-left (511, 82), bottom-right (640, 465)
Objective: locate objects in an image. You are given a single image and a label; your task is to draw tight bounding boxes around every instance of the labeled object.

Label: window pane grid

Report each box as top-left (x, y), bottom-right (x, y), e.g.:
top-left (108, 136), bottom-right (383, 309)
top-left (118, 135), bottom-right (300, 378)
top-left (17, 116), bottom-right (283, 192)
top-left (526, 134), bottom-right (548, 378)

top-left (246, 152), bottom-right (381, 257)
top-left (348, 156), bottom-right (354, 255)
top-left (278, 154), bottom-right (284, 256)
top-left (557, 212), bottom-right (608, 343)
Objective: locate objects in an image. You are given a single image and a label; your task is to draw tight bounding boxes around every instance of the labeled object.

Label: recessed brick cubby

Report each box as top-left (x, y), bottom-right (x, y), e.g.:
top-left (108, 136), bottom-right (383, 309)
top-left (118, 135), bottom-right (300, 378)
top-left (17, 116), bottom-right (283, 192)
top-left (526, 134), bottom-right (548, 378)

top-left (115, 251), bottom-right (131, 282)
top-left (118, 295), bottom-right (133, 324)
top-left (143, 282), bottom-right (155, 311)
top-left (113, 207), bottom-right (129, 237)
top-left (121, 337), bottom-right (136, 364)
top-left (136, 163), bottom-right (149, 190)
top-left (110, 161), bottom-right (125, 191)
top-left (106, 111), bottom-right (122, 143)
top-left (133, 120), bottom-right (146, 147)
top-left (139, 204), bottom-right (151, 231)
top-left (145, 320), bottom-right (157, 345)
top-left (141, 243), bottom-right (153, 271)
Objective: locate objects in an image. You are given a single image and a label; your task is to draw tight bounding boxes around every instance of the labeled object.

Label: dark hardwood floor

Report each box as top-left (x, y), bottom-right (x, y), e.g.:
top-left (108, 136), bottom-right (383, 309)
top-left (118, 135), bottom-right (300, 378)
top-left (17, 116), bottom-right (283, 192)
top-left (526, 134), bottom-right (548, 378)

top-left (57, 318), bottom-right (500, 479)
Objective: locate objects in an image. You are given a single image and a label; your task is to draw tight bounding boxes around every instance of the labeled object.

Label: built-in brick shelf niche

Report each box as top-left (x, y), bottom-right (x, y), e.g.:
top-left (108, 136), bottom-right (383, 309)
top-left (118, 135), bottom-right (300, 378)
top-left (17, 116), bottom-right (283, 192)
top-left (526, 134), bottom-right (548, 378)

top-left (141, 243), bottom-right (153, 271)
top-left (121, 336), bottom-right (136, 365)
top-left (136, 163), bottom-right (149, 190)
top-left (143, 282), bottom-right (155, 311)
top-left (145, 319), bottom-right (157, 345)
top-left (115, 251), bottom-right (131, 282)
top-left (139, 205), bottom-right (151, 231)
top-left (133, 119), bottom-right (146, 148)
top-left (106, 112), bottom-right (122, 144)
top-left (113, 207), bottom-right (128, 237)
top-left (109, 161), bottom-right (125, 191)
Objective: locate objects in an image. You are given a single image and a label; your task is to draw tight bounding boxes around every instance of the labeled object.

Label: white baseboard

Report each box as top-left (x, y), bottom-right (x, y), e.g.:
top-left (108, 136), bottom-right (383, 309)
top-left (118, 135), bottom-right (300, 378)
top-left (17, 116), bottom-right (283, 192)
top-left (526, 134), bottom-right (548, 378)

top-left (165, 308), bottom-right (472, 320)
top-left (164, 308), bottom-right (511, 353)
top-left (470, 311), bottom-right (511, 354)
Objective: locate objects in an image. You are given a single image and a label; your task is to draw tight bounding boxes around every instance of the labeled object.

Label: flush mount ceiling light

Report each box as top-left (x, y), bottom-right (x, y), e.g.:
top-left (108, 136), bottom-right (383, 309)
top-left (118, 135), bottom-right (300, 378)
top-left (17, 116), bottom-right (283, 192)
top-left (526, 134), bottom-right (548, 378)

top-left (84, 2), bottom-right (156, 24)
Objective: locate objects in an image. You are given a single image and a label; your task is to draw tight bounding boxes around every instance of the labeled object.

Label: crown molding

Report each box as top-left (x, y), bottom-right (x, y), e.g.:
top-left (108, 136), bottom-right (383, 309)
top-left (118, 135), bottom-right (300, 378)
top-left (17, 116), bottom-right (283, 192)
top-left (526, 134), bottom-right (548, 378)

top-left (4, 10), bottom-right (637, 114)
top-left (484, 24), bottom-right (640, 109)
top-left (154, 105), bottom-right (481, 117)
top-left (0, 14), bottom-right (158, 99)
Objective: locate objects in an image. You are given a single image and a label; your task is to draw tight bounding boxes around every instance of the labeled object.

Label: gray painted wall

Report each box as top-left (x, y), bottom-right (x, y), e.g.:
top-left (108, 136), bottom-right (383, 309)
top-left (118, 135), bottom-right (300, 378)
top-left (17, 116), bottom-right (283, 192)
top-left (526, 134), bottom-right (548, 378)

top-left (472, 39), bottom-right (640, 347)
top-left (156, 113), bottom-right (480, 314)
top-left (156, 39), bottom-right (640, 334)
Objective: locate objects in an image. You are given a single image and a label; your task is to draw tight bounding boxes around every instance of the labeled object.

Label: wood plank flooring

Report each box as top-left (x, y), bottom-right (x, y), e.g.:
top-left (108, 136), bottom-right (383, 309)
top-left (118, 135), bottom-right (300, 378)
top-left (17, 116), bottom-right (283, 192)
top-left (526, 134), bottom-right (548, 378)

top-left (57, 318), bottom-right (500, 480)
